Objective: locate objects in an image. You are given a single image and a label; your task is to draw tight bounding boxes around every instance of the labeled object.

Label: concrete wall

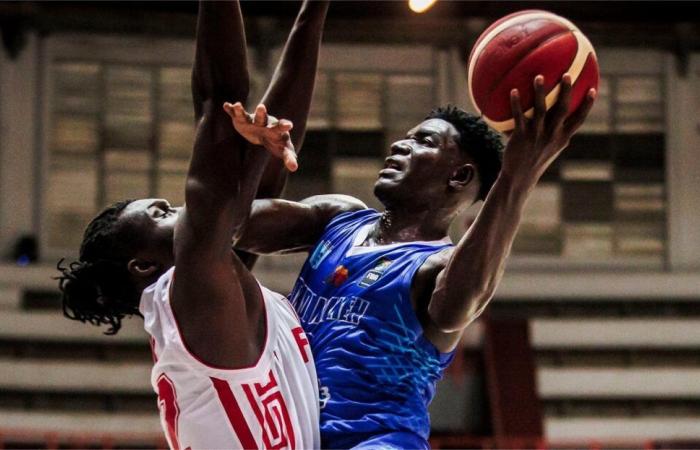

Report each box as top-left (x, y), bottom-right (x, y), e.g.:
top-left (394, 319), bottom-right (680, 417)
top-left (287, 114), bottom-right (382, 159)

top-left (0, 34), bottom-right (699, 275)
top-left (667, 54), bottom-right (700, 270)
top-left (0, 33), bottom-right (40, 259)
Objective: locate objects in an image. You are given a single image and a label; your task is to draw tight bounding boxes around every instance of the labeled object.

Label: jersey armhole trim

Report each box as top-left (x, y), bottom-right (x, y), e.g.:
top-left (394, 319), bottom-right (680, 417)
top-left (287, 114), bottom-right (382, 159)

top-left (400, 245), bottom-right (457, 360)
top-left (324, 208), bottom-right (378, 235)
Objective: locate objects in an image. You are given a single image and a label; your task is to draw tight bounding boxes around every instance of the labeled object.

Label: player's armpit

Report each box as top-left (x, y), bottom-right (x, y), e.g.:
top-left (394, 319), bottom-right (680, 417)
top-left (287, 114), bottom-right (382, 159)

top-left (411, 249), bottom-right (468, 353)
top-left (171, 247), bottom-right (264, 368)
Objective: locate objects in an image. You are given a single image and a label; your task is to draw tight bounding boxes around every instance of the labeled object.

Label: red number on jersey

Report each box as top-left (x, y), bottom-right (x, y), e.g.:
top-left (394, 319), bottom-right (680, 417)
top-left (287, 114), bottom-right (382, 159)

top-left (212, 370), bottom-right (296, 450)
top-left (291, 327), bottom-right (310, 363)
top-left (243, 370), bottom-right (296, 450)
top-left (157, 374), bottom-right (182, 450)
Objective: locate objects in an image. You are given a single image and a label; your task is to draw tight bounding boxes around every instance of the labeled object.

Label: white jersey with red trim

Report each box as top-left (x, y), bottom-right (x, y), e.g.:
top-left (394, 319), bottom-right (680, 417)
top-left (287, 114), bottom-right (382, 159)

top-left (140, 267), bottom-right (320, 450)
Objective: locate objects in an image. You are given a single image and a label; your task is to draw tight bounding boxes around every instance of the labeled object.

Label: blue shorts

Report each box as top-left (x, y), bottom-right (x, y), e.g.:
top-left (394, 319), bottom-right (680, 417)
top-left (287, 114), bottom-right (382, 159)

top-left (348, 432), bottom-right (430, 450)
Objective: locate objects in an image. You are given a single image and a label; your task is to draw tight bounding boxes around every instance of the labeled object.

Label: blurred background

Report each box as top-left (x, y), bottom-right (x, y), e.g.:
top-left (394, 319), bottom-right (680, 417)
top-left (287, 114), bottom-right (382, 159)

top-left (0, 1), bottom-right (699, 448)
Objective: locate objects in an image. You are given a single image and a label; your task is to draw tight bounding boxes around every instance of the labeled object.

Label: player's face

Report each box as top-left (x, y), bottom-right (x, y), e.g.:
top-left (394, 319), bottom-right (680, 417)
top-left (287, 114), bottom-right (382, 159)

top-left (118, 198), bottom-right (181, 261)
top-left (374, 119), bottom-right (467, 209)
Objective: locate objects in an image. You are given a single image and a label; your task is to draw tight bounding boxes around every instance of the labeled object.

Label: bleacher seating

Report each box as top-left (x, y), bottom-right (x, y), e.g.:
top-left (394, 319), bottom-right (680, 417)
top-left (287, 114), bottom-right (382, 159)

top-left (2, 262), bottom-right (700, 447)
top-left (0, 264), bottom-right (159, 446)
top-left (527, 314), bottom-right (700, 440)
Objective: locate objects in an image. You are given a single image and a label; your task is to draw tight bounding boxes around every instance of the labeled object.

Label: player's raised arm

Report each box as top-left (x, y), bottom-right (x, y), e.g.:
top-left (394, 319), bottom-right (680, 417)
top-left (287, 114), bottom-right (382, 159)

top-left (425, 75), bottom-right (596, 349)
top-left (191, 1), bottom-right (247, 125)
top-left (231, 0), bottom-right (331, 268)
top-left (177, 0), bottom-right (250, 257)
top-left (227, 1), bottom-right (369, 258)
top-left (254, 0), bottom-right (329, 198)
top-left (229, 106), bottom-right (368, 256)
top-left (170, 0), bottom-right (289, 368)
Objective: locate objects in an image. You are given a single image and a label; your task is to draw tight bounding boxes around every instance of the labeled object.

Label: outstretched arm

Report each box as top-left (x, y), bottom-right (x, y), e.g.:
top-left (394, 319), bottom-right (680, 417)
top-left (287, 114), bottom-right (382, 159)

top-left (191, 0), bottom-right (248, 124)
top-left (255, 0), bottom-right (329, 198)
top-left (233, 0), bottom-right (329, 268)
top-left (424, 74), bottom-right (596, 351)
top-left (171, 0), bottom-right (289, 368)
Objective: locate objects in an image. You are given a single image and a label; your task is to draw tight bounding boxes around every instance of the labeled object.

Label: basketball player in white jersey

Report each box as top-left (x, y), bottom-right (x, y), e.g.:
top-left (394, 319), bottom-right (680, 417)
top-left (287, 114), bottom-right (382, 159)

top-left (56, 1), bottom-right (329, 448)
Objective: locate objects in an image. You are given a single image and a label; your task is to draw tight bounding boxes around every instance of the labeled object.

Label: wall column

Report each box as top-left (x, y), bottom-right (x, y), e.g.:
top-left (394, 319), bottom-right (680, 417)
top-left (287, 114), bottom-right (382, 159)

top-left (666, 53), bottom-right (700, 271)
top-left (0, 32), bottom-right (39, 259)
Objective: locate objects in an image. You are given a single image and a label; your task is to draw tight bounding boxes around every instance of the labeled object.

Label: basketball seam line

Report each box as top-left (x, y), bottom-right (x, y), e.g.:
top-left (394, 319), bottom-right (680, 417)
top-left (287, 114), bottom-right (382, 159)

top-left (482, 29), bottom-right (575, 118)
top-left (485, 31), bottom-right (594, 131)
top-left (467, 11), bottom-right (582, 116)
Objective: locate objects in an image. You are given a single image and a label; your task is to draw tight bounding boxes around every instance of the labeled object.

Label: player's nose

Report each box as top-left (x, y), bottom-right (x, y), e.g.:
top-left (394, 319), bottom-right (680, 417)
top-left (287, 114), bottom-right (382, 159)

top-left (390, 141), bottom-right (411, 156)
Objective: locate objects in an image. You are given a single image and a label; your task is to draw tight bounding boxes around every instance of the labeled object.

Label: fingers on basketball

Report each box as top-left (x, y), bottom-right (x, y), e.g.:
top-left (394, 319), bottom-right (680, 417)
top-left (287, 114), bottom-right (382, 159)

top-left (548, 74), bottom-right (573, 127)
top-left (565, 88), bottom-right (597, 134)
top-left (510, 89), bottom-right (525, 134)
top-left (533, 75), bottom-right (547, 132)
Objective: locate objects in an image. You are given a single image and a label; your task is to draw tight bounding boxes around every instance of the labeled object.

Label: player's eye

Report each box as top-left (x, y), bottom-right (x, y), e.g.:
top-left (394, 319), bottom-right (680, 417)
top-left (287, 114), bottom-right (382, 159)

top-left (419, 135), bottom-right (435, 146)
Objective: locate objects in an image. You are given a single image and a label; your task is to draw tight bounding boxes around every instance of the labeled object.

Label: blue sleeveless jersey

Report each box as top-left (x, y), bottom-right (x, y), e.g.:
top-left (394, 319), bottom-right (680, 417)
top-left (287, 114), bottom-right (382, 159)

top-left (288, 209), bottom-right (455, 448)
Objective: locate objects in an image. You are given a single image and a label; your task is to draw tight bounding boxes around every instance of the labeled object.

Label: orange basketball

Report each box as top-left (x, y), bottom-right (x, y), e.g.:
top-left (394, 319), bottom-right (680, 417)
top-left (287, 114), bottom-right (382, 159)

top-left (467, 10), bottom-right (599, 133)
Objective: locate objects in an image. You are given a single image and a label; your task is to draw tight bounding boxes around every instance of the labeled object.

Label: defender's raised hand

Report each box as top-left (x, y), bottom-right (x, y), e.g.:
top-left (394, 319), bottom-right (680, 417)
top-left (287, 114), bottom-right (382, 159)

top-left (223, 102), bottom-right (298, 172)
top-left (502, 73), bottom-right (596, 185)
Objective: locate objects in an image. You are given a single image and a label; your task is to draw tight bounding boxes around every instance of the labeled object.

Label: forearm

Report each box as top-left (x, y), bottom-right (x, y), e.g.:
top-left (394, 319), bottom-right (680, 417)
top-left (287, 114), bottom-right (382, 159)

top-left (429, 173), bottom-right (535, 331)
top-left (184, 0), bottom-right (255, 244)
top-left (185, 130), bottom-right (275, 257)
top-left (234, 194), bottom-right (366, 255)
top-left (189, 0), bottom-right (250, 191)
top-left (255, 0), bottom-right (329, 198)
top-left (427, 73), bottom-right (596, 333)
top-left (192, 0), bottom-right (249, 122)
top-left (230, 149), bottom-right (272, 239)
top-left (263, 0), bottom-right (327, 148)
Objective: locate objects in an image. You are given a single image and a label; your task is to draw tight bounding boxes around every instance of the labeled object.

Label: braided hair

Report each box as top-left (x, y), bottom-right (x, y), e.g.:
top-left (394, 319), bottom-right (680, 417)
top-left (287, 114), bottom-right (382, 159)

top-left (426, 106), bottom-right (504, 201)
top-left (56, 200), bottom-right (143, 335)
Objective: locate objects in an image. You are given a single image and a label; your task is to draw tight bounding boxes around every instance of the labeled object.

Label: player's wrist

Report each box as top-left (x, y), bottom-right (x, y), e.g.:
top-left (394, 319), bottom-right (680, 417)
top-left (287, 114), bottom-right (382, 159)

top-left (493, 170), bottom-right (538, 201)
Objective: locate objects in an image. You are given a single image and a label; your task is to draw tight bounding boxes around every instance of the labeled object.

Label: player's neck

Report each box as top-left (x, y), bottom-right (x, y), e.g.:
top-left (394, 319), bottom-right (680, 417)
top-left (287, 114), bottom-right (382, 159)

top-left (371, 208), bottom-right (450, 245)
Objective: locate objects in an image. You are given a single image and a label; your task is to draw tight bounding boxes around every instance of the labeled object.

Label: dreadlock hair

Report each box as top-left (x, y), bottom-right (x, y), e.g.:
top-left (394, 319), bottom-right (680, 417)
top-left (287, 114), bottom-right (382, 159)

top-left (56, 199), bottom-right (144, 335)
top-left (425, 105), bottom-right (504, 201)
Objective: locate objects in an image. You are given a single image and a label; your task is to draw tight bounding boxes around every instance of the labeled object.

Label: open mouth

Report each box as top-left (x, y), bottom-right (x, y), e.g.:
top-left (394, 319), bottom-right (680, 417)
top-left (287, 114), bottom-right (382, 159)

top-left (383, 157), bottom-right (402, 171)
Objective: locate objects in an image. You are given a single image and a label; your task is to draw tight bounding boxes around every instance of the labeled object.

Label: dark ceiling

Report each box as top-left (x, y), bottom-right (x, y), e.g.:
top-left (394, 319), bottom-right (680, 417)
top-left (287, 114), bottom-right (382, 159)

top-left (34, 1), bottom-right (700, 23)
top-left (1, 1), bottom-right (699, 56)
top-left (41, 1), bottom-right (700, 23)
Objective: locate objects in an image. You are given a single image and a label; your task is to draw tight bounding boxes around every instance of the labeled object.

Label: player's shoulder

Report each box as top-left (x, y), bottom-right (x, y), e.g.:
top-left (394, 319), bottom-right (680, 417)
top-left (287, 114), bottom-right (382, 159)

top-left (417, 247), bottom-right (453, 279)
top-left (300, 193), bottom-right (367, 214)
top-left (300, 194), bottom-right (369, 225)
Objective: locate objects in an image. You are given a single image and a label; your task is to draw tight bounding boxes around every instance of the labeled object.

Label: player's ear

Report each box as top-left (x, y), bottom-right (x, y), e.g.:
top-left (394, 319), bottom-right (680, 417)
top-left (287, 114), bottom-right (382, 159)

top-left (448, 163), bottom-right (475, 190)
top-left (127, 258), bottom-right (160, 279)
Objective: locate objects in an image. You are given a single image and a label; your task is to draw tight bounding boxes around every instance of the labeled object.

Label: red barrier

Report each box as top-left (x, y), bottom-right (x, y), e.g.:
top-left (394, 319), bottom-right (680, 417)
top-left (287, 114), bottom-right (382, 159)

top-left (0, 428), bottom-right (166, 449)
top-left (429, 434), bottom-right (663, 450)
top-left (0, 429), bottom-right (693, 450)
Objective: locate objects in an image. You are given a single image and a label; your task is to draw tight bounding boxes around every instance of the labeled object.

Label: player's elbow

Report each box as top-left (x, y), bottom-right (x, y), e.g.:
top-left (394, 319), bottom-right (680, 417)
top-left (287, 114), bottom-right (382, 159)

top-left (430, 310), bottom-right (473, 333)
top-left (429, 290), bottom-right (495, 333)
top-left (185, 178), bottom-right (238, 211)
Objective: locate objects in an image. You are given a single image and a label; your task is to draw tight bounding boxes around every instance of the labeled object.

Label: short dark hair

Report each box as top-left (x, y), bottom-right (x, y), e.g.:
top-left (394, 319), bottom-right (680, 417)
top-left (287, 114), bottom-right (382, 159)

top-left (426, 105), bottom-right (503, 201)
top-left (56, 200), bottom-right (141, 335)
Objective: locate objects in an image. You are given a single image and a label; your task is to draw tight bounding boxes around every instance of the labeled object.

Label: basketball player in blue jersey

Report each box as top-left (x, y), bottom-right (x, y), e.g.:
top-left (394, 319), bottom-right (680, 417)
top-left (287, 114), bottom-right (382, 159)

top-left (234, 75), bottom-right (596, 448)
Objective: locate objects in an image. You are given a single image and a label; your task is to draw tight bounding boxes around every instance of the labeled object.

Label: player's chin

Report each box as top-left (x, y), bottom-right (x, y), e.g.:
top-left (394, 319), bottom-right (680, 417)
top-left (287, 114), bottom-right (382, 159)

top-left (373, 178), bottom-right (403, 205)
top-left (373, 176), bottom-right (394, 193)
